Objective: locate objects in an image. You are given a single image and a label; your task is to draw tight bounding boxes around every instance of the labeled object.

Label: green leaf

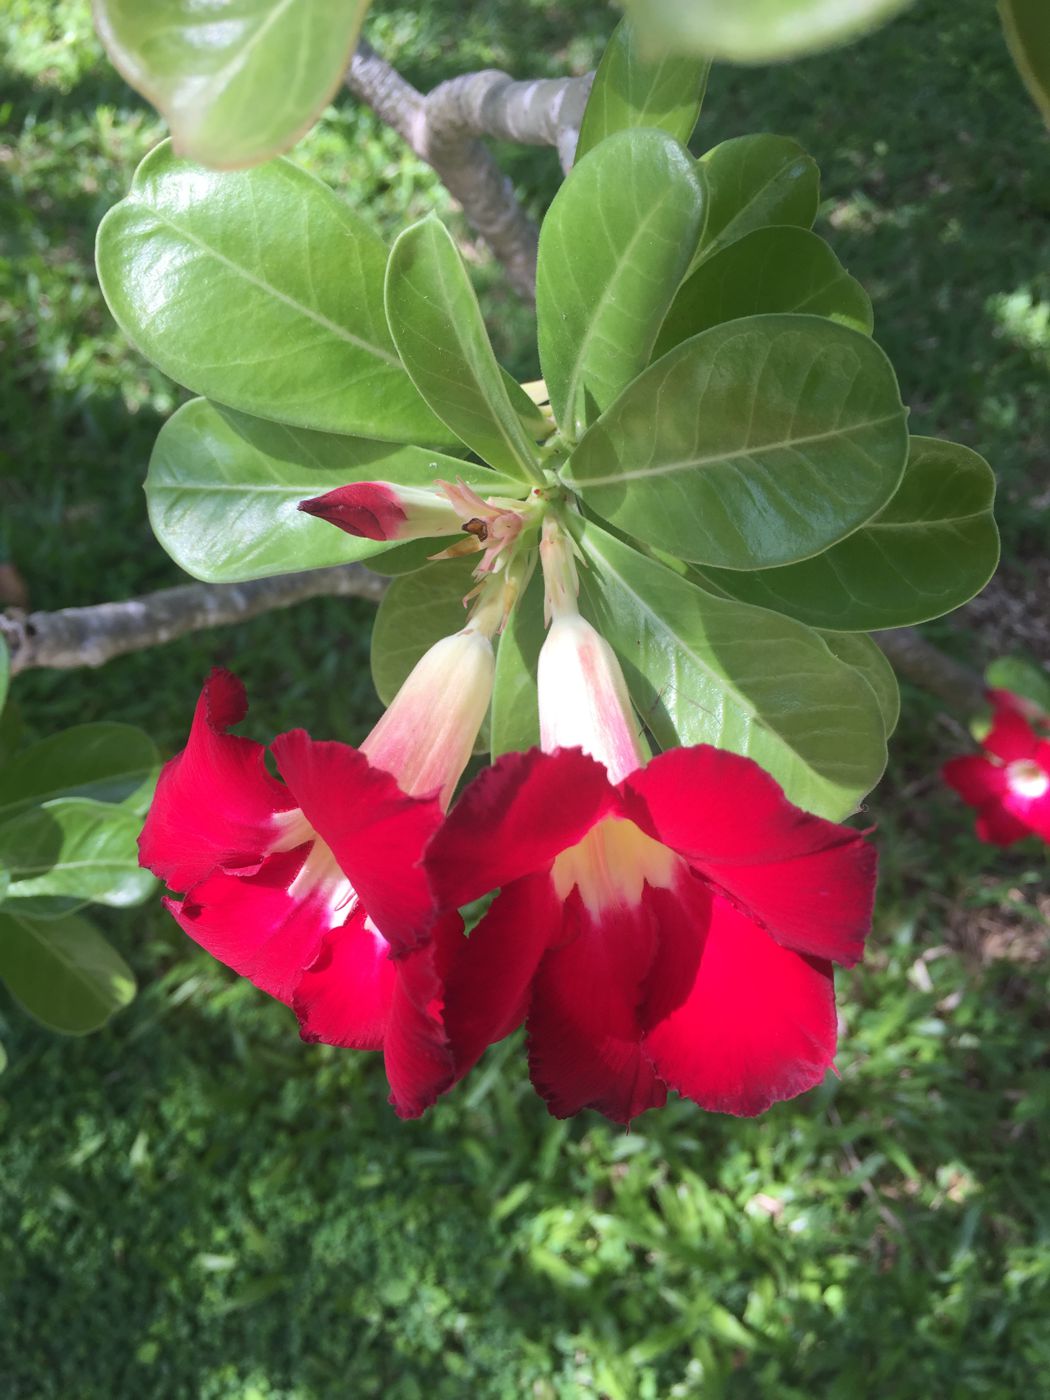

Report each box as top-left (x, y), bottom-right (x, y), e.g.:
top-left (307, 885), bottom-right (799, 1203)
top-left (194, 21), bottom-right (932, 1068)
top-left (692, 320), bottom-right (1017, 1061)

top-left (698, 437), bottom-right (998, 629)
top-left (0, 799), bottom-right (154, 917)
top-left (490, 564), bottom-right (544, 756)
top-left (576, 520), bottom-right (887, 819)
top-left (985, 656), bottom-right (1050, 716)
top-left (384, 218), bottom-right (543, 481)
top-left (575, 15), bottom-right (711, 161)
top-left (564, 314), bottom-right (908, 570)
top-left (96, 141), bottom-right (450, 445)
top-left (0, 638), bottom-right (8, 716)
top-left (655, 226), bottom-right (872, 359)
top-left (370, 558), bottom-right (478, 707)
top-left (93, 0), bottom-right (372, 169)
top-left (0, 910), bottom-right (136, 1035)
top-left (1000, 0), bottom-right (1050, 127)
top-left (695, 135), bottom-right (819, 266)
top-left (628, 0), bottom-right (914, 63)
top-left (0, 723), bottom-right (160, 821)
top-left (147, 400), bottom-right (522, 583)
top-left (537, 129), bottom-right (706, 441)
top-left (818, 631), bottom-right (900, 737)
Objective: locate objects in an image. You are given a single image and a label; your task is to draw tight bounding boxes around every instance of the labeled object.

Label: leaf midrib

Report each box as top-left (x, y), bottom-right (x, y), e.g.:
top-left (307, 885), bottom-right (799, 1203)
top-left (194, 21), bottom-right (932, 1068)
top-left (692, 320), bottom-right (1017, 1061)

top-left (134, 207), bottom-right (401, 368)
top-left (565, 410), bottom-right (903, 488)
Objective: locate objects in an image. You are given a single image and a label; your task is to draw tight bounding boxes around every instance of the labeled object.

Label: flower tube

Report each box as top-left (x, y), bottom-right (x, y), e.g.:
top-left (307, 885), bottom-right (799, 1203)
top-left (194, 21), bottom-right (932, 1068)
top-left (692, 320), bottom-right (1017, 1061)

top-left (428, 519), bottom-right (877, 1123)
top-left (139, 587), bottom-right (501, 1117)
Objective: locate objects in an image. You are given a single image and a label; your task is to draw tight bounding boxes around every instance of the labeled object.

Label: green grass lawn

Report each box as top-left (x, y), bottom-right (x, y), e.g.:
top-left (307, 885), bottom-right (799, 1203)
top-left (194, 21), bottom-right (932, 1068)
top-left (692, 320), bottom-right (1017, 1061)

top-left (1, 1), bottom-right (1049, 1396)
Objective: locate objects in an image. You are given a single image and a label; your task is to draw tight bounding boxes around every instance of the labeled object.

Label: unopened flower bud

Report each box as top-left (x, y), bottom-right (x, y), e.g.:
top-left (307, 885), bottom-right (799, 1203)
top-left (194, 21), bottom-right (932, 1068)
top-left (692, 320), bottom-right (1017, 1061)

top-left (362, 627), bottom-right (495, 808)
top-left (299, 482), bottom-right (462, 543)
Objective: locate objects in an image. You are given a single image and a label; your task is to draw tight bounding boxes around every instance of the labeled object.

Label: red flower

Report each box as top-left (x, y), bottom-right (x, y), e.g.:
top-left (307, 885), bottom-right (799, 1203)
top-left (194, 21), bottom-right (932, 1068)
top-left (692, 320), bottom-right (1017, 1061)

top-left (428, 745), bottom-right (876, 1123)
top-left (140, 602), bottom-right (498, 1118)
top-left (426, 521), bottom-right (877, 1123)
top-left (943, 689), bottom-right (1050, 845)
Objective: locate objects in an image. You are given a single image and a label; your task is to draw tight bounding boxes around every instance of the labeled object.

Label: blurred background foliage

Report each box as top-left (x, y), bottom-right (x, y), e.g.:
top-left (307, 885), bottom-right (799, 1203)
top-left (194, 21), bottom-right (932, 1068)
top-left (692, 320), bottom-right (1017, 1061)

top-left (1, 0), bottom-right (1048, 1395)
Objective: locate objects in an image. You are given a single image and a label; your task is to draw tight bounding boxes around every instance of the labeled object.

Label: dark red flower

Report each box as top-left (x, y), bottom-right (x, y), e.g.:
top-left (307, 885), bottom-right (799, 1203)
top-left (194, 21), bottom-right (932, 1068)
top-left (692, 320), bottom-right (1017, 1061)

top-left (140, 603), bottom-right (498, 1117)
top-left (943, 689), bottom-right (1050, 845)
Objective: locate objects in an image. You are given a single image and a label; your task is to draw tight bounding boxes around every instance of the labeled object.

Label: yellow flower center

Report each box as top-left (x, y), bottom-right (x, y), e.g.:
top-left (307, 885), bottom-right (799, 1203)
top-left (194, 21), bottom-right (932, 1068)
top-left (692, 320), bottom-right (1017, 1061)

top-left (551, 817), bottom-right (678, 918)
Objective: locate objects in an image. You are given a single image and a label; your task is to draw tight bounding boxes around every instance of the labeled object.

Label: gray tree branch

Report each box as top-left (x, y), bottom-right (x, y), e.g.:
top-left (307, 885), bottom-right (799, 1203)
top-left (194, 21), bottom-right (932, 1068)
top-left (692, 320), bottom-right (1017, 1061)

top-left (1, 565), bottom-right (388, 677)
top-left (873, 628), bottom-right (985, 712)
top-left (346, 39), bottom-right (591, 299)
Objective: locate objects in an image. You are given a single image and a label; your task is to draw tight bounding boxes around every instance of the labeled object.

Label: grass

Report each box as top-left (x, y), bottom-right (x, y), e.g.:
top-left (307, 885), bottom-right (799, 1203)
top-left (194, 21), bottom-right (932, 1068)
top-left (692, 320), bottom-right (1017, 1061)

top-left (1, 0), bottom-right (1049, 1395)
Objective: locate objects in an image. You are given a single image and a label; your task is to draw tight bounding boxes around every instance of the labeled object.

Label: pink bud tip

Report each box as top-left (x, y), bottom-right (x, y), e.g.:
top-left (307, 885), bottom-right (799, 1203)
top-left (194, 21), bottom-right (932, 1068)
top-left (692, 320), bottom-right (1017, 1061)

top-left (298, 484), bottom-right (408, 541)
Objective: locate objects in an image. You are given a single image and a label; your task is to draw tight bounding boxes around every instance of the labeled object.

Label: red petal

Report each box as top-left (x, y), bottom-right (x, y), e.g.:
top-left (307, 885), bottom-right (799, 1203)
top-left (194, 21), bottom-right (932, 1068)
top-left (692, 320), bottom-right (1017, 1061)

top-left (294, 909), bottom-right (459, 1118)
top-left (139, 670), bottom-right (293, 891)
top-left (427, 748), bottom-right (615, 909)
top-left (983, 698), bottom-right (1039, 763)
top-left (298, 483), bottom-right (407, 540)
top-left (271, 730), bottom-right (442, 949)
top-left (293, 906), bottom-right (397, 1049)
top-left (527, 886), bottom-right (668, 1123)
top-left (975, 802), bottom-right (1033, 846)
top-left (166, 847), bottom-right (335, 1004)
top-left (642, 878), bottom-right (837, 1117)
top-left (943, 755), bottom-right (1008, 807)
top-left (383, 940), bottom-right (458, 1119)
top-left (441, 874), bottom-right (561, 1075)
top-left (623, 747), bottom-right (875, 967)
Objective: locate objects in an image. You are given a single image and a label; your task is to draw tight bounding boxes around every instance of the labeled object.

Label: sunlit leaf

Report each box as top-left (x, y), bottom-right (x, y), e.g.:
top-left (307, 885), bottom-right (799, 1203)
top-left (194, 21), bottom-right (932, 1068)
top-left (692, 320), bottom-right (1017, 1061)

top-left (537, 129), bottom-right (706, 441)
top-left (819, 631), bottom-right (900, 737)
top-left (0, 909), bottom-right (136, 1035)
top-left (0, 799), bottom-right (155, 918)
top-left (656, 225), bottom-right (872, 358)
top-left (96, 142), bottom-right (451, 444)
top-left (564, 314), bottom-right (908, 570)
top-left (0, 724), bottom-right (159, 822)
top-left (93, 0), bottom-right (372, 168)
top-left (695, 135), bottom-right (819, 266)
top-left (699, 437), bottom-right (998, 630)
top-left (385, 217), bottom-right (544, 480)
top-left (577, 521), bottom-right (886, 819)
top-left (575, 14), bottom-right (711, 160)
top-left (628, 0), bottom-right (914, 63)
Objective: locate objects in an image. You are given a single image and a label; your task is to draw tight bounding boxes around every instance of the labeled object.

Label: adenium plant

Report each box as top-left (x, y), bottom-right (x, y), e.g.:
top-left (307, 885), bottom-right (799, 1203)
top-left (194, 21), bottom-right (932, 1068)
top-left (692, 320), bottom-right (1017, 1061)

top-left (80, 15), bottom-right (1010, 1118)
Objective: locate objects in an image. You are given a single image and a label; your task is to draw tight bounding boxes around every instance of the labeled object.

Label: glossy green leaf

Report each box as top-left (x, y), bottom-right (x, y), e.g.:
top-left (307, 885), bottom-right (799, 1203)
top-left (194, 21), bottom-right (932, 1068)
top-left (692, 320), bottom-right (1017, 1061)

top-left (96, 141), bottom-right (450, 444)
top-left (147, 400), bottom-right (522, 583)
top-left (695, 135), bottom-right (819, 266)
top-left (628, 0), bottom-right (913, 62)
top-left (819, 631), bottom-right (900, 737)
top-left (370, 558), bottom-right (478, 707)
top-left (1000, 0), bottom-right (1050, 127)
top-left (564, 314), bottom-right (908, 570)
top-left (93, 0), bottom-right (371, 169)
top-left (985, 656), bottom-right (1050, 716)
top-left (575, 14), bottom-right (711, 161)
top-left (0, 723), bottom-right (159, 822)
top-left (490, 564), bottom-right (544, 757)
top-left (576, 522), bottom-right (885, 818)
top-left (699, 438), bottom-right (998, 629)
top-left (655, 225), bottom-right (872, 358)
top-left (0, 799), bottom-right (154, 917)
top-left (0, 910), bottom-right (136, 1035)
top-left (385, 218), bottom-right (543, 481)
top-left (537, 129), bottom-right (706, 441)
